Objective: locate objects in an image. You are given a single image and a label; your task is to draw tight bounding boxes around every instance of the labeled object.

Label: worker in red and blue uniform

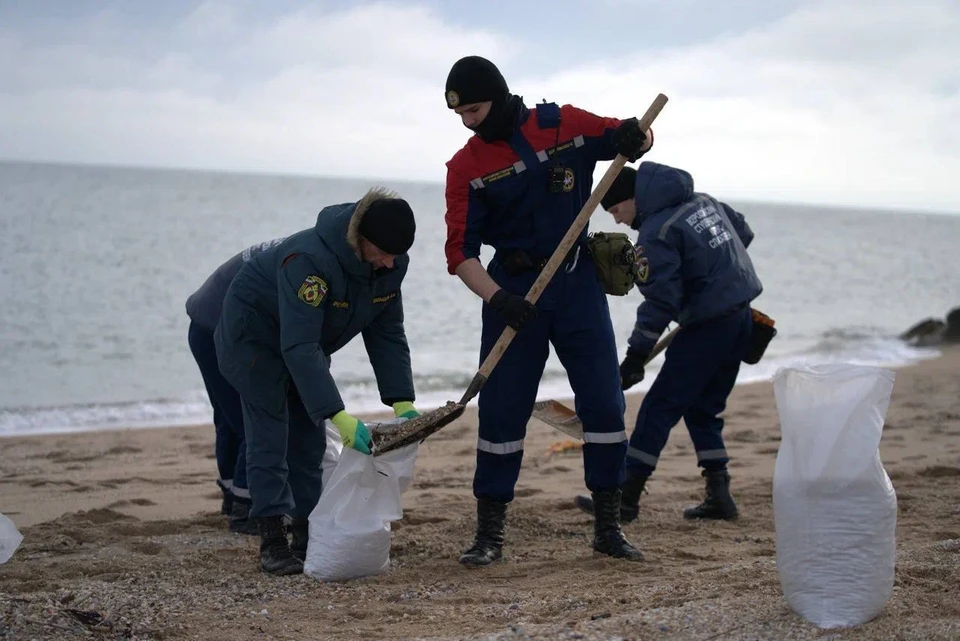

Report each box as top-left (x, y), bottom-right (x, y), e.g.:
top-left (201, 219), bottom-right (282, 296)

top-left (443, 56), bottom-right (653, 566)
top-left (575, 162), bottom-right (763, 525)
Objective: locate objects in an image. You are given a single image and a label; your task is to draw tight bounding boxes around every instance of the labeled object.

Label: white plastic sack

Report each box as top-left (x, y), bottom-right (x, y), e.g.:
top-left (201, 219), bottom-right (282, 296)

top-left (0, 512), bottom-right (23, 564)
top-left (321, 419), bottom-right (344, 491)
top-left (773, 363), bottom-right (898, 629)
top-left (304, 418), bottom-right (419, 582)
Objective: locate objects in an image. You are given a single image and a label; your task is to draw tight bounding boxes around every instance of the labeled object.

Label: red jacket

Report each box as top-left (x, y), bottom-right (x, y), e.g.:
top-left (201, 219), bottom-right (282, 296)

top-left (444, 103), bottom-right (648, 275)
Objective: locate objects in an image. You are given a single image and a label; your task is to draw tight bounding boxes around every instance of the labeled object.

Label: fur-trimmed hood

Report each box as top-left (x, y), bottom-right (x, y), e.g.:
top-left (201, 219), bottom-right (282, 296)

top-left (315, 186), bottom-right (402, 278)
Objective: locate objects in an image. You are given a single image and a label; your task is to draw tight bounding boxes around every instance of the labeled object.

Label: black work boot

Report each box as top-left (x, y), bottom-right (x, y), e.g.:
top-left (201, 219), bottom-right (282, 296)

top-left (458, 498), bottom-right (507, 568)
top-left (591, 488), bottom-right (644, 561)
top-left (228, 499), bottom-right (259, 535)
top-left (683, 469), bottom-right (739, 520)
top-left (574, 473), bottom-right (648, 523)
top-left (289, 518), bottom-right (309, 562)
top-left (220, 491), bottom-right (233, 516)
top-left (257, 516), bottom-right (303, 576)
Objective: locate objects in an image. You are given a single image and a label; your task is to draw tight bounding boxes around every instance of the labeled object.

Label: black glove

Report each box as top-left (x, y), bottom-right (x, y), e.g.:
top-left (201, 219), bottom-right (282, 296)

top-left (619, 348), bottom-right (649, 391)
top-left (489, 289), bottom-right (538, 331)
top-left (611, 117), bottom-right (647, 162)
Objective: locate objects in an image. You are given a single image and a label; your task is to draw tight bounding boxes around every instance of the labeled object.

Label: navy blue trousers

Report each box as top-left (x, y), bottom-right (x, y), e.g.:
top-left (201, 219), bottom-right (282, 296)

top-left (240, 383), bottom-right (326, 520)
top-left (626, 306), bottom-right (753, 477)
top-left (187, 321), bottom-right (248, 499)
top-left (475, 258), bottom-right (627, 503)
top-left (214, 294), bottom-right (327, 520)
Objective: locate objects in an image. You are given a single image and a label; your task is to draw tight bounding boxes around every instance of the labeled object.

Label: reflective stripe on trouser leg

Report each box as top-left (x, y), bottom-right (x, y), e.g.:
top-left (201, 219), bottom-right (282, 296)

top-left (682, 313), bottom-right (750, 471)
top-left (550, 268), bottom-right (627, 491)
top-left (286, 388), bottom-right (326, 519)
top-left (241, 396), bottom-right (294, 519)
top-left (474, 304), bottom-right (550, 503)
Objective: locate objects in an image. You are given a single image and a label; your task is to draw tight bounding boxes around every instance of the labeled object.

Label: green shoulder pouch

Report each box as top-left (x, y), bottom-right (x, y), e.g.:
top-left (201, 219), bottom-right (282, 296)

top-left (586, 231), bottom-right (639, 296)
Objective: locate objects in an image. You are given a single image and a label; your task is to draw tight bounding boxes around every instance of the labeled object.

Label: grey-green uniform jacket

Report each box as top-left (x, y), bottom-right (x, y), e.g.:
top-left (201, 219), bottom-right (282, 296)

top-left (214, 192), bottom-right (415, 423)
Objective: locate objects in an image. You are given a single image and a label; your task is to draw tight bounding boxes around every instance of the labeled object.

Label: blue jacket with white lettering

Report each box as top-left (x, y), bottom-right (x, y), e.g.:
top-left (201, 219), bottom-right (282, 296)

top-left (185, 237), bottom-right (287, 332)
top-left (215, 190), bottom-right (414, 422)
top-left (627, 162), bottom-right (763, 353)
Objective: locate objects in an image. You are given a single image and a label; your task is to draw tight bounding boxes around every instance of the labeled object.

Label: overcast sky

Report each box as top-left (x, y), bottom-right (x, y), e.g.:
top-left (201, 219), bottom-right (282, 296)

top-left (2, 0), bottom-right (958, 213)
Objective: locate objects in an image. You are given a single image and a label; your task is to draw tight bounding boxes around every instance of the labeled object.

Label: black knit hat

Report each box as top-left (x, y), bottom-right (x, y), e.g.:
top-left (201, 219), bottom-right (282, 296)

top-left (359, 199), bottom-right (416, 255)
top-left (445, 56), bottom-right (509, 109)
top-left (601, 166), bottom-right (638, 210)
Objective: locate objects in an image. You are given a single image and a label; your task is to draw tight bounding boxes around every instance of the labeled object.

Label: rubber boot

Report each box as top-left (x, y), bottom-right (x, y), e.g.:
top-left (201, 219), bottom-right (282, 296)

top-left (458, 498), bottom-right (506, 568)
top-left (591, 489), bottom-right (644, 561)
top-left (683, 469), bottom-right (739, 520)
top-left (574, 473), bottom-right (647, 523)
top-left (289, 517), bottom-right (309, 562)
top-left (228, 498), bottom-right (259, 535)
top-left (257, 516), bottom-right (303, 576)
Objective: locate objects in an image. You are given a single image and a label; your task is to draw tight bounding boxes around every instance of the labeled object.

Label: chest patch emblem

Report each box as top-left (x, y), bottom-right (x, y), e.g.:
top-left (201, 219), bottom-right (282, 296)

top-left (297, 275), bottom-right (328, 307)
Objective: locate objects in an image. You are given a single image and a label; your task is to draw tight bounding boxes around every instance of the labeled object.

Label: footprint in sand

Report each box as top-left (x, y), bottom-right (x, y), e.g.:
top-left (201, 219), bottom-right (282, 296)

top-left (513, 487), bottom-right (543, 498)
top-left (105, 445), bottom-right (142, 456)
top-left (125, 541), bottom-right (166, 555)
top-left (918, 465), bottom-right (960, 478)
top-left (727, 430), bottom-right (761, 443)
top-left (67, 508), bottom-right (138, 526)
top-left (107, 498), bottom-right (158, 509)
top-left (540, 465), bottom-right (573, 475)
top-left (187, 443), bottom-right (214, 457)
top-left (397, 511), bottom-right (450, 527)
top-left (113, 521), bottom-right (182, 537)
top-left (27, 479), bottom-right (80, 488)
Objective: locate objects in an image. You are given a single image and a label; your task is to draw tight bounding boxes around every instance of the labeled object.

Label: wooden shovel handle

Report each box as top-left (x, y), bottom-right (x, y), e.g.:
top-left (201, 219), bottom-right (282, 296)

top-left (645, 325), bottom-right (680, 365)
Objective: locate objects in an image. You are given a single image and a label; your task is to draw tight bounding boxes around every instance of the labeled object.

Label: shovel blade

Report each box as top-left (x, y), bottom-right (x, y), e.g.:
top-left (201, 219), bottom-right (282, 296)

top-left (531, 400), bottom-right (583, 440)
top-left (371, 401), bottom-right (466, 456)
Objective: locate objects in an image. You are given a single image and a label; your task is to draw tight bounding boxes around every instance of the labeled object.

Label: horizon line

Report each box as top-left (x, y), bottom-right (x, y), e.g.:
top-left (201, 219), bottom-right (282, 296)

top-left (2, 156), bottom-right (958, 219)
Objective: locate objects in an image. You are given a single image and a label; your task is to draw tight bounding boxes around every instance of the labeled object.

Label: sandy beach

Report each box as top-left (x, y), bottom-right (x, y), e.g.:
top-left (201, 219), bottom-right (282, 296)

top-left (1, 348), bottom-right (958, 640)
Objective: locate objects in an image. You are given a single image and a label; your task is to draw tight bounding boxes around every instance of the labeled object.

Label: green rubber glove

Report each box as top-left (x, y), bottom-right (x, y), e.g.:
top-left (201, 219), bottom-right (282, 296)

top-left (331, 410), bottom-right (372, 455)
top-left (392, 401), bottom-right (420, 420)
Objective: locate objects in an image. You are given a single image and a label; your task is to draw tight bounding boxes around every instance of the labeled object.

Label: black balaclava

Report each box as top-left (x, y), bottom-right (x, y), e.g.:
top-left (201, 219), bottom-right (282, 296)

top-left (445, 56), bottom-right (523, 143)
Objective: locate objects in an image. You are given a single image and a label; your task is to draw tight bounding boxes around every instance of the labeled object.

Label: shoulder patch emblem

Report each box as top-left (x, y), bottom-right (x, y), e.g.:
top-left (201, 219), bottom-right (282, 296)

top-left (297, 275), bottom-right (328, 307)
top-left (446, 90), bottom-right (460, 108)
top-left (634, 245), bottom-right (650, 284)
top-left (562, 168), bottom-right (575, 192)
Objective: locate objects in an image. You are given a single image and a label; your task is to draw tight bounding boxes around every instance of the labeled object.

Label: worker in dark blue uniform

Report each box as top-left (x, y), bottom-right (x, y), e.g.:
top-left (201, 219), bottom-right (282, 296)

top-left (186, 237), bottom-right (286, 535)
top-left (215, 187), bottom-right (420, 576)
top-left (443, 56), bottom-right (654, 566)
top-left (575, 161), bottom-right (763, 525)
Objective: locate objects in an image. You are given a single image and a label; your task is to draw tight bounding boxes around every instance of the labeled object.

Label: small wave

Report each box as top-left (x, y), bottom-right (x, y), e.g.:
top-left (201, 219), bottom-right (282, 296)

top-left (0, 333), bottom-right (941, 438)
